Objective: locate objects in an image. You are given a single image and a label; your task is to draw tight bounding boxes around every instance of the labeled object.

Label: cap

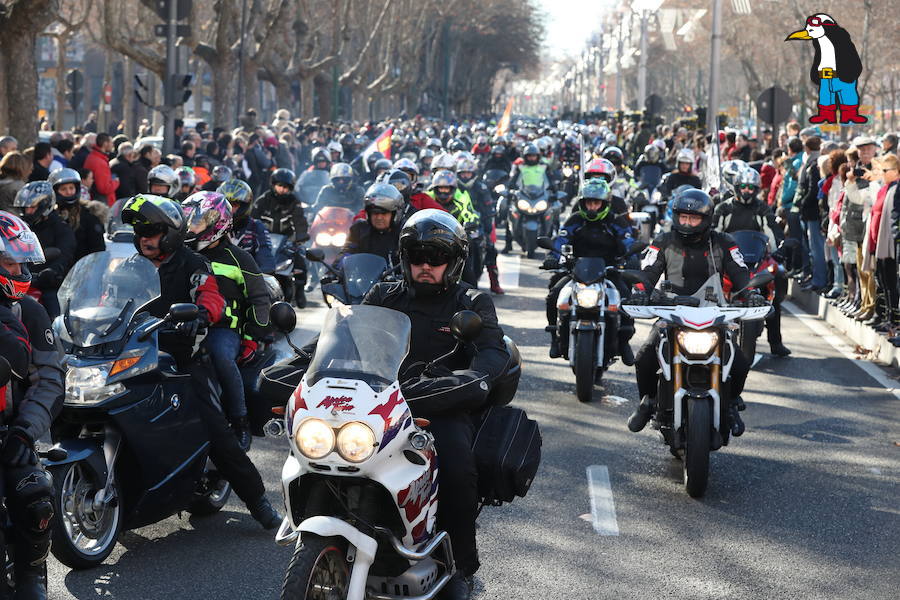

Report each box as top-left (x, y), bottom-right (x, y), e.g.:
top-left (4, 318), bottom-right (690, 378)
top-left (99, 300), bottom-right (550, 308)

top-left (851, 135), bottom-right (876, 147)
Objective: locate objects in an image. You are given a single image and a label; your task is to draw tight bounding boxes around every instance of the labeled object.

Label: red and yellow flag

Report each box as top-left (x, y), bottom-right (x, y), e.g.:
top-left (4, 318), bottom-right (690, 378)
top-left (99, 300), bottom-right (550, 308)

top-left (497, 99), bottom-right (513, 136)
top-left (361, 126), bottom-right (394, 167)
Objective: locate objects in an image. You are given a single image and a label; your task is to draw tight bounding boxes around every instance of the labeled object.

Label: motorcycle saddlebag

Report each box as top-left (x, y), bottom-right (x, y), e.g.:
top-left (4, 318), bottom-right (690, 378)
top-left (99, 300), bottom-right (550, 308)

top-left (471, 406), bottom-right (541, 506)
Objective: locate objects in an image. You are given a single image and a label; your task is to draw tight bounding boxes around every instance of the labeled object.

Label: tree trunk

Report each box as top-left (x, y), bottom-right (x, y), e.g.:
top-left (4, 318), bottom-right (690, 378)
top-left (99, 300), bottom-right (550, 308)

top-left (273, 79), bottom-right (293, 116)
top-left (315, 73), bottom-right (332, 122)
top-left (55, 32), bottom-right (68, 130)
top-left (242, 59), bottom-right (259, 115)
top-left (299, 73), bottom-right (314, 120)
top-left (124, 56), bottom-right (136, 138)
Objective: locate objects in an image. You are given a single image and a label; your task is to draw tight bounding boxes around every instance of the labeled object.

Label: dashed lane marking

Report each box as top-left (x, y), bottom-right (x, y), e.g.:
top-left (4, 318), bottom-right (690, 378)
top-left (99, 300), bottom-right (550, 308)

top-left (586, 465), bottom-right (619, 536)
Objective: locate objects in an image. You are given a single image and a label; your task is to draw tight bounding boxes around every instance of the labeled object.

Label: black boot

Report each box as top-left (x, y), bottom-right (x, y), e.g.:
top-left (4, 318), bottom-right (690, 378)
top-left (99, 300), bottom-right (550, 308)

top-left (294, 286), bottom-right (307, 309)
top-left (14, 565), bottom-right (47, 600)
top-left (769, 342), bottom-right (791, 357)
top-left (232, 416), bottom-right (253, 452)
top-left (729, 406), bottom-right (745, 437)
top-left (546, 326), bottom-right (561, 359)
top-left (627, 395), bottom-right (656, 432)
top-left (247, 495), bottom-right (282, 530)
top-left (438, 572), bottom-right (473, 600)
top-left (618, 324), bottom-right (635, 366)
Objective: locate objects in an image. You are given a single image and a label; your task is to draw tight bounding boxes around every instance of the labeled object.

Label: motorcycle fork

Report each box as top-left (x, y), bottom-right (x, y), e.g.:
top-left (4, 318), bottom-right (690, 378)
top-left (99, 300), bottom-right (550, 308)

top-left (97, 425), bottom-right (121, 507)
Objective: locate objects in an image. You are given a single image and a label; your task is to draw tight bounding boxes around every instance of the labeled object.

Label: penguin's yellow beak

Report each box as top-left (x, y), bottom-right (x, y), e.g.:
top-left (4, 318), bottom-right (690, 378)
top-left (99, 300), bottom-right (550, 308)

top-left (785, 29), bottom-right (812, 41)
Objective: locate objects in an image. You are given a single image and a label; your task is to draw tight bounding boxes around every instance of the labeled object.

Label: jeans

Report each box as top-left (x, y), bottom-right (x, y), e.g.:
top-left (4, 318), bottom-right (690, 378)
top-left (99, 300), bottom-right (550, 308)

top-left (204, 327), bottom-right (246, 420)
top-left (787, 212), bottom-right (808, 273)
top-left (804, 219), bottom-right (828, 288)
top-left (827, 244), bottom-right (844, 290)
top-left (818, 77), bottom-right (860, 106)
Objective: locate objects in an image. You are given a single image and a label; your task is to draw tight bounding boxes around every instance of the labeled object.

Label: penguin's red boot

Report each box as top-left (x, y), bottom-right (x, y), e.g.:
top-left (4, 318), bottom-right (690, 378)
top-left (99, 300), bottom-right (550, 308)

top-left (809, 104), bottom-right (837, 124)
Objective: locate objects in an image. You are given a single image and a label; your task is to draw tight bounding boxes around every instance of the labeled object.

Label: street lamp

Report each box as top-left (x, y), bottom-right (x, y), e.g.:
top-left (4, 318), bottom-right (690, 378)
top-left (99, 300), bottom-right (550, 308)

top-left (632, 0), bottom-right (664, 112)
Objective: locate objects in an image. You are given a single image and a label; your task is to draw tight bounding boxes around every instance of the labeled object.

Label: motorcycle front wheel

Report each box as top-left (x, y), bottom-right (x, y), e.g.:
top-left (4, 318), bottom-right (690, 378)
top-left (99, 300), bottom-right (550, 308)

top-left (574, 330), bottom-right (597, 403)
top-left (282, 534), bottom-right (350, 600)
top-left (524, 228), bottom-right (538, 259)
top-left (683, 397), bottom-right (712, 498)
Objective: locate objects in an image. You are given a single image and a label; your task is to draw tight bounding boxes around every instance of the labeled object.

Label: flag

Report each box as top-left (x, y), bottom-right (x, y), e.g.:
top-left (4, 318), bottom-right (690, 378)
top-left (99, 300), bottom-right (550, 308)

top-left (497, 99), bottom-right (513, 136)
top-left (360, 126), bottom-right (394, 170)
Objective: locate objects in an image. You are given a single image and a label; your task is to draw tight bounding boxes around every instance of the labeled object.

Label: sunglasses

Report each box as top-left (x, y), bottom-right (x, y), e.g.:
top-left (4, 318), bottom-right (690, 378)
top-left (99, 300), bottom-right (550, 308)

top-left (407, 247), bottom-right (451, 267)
top-left (805, 16), bottom-right (834, 27)
top-left (738, 183), bottom-right (757, 190)
top-left (133, 222), bottom-right (167, 238)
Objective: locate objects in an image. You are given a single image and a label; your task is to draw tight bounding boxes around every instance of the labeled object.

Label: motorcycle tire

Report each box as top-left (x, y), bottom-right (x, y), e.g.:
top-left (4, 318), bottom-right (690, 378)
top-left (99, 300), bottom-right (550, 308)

top-left (49, 462), bottom-right (123, 569)
top-left (281, 533), bottom-right (350, 600)
top-left (574, 331), bottom-right (596, 403)
top-left (525, 229), bottom-right (538, 259)
top-left (683, 397), bottom-right (712, 498)
top-left (187, 461), bottom-right (233, 516)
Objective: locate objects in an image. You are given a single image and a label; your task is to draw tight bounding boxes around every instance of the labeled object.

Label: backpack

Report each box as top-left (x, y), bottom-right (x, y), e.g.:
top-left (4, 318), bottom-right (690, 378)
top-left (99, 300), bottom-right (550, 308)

top-left (471, 405), bottom-right (541, 507)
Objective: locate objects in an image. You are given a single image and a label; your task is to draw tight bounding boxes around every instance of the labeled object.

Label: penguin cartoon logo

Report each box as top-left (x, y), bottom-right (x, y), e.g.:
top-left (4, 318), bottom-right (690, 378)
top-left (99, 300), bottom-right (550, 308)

top-left (785, 14), bottom-right (867, 125)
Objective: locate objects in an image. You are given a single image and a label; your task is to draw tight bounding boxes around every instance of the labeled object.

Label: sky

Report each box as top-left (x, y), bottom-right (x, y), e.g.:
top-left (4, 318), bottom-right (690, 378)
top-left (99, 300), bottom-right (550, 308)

top-left (537, 0), bottom-right (614, 58)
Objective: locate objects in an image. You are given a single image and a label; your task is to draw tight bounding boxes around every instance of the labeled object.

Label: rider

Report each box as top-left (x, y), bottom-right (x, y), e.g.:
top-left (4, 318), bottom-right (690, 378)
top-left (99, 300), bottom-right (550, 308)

top-left (12, 181), bottom-right (76, 319)
top-left (584, 157), bottom-right (632, 228)
top-left (426, 171), bottom-right (482, 286)
top-left (182, 191), bottom-right (271, 451)
top-left (712, 167), bottom-right (790, 357)
top-left (218, 178), bottom-right (276, 274)
top-left (542, 180), bottom-right (635, 361)
top-left (253, 169), bottom-right (310, 308)
top-left (49, 168), bottom-right (105, 260)
top-left (0, 211), bottom-right (64, 600)
top-left (202, 165), bottom-right (233, 192)
top-left (483, 145), bottom-right (512, 175)
top-left (626, 189), bottom-right (763, 436)
top-left (338, 183), bottom-right (405, 263)
top-left (147, 164), bottom-right (180, 198)
top-left (509, 143), bottom-right (555, 195)
top-left (174, 166), bottom-right (197, 202)
top-left (121, 194), bottom-right (281, 529)
top-left (658, 149), bottom-right (702, 201)
top-left (457, 155), bottom-right (504, 294)
top-left (633, 143), bottom-right (666, 190)
top-left (312, 162), bottom-right (365, 215)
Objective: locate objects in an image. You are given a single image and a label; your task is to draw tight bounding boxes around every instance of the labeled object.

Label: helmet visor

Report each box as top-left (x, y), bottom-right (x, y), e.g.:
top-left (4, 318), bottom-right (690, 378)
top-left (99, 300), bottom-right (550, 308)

top-left (406, 245), bottom-right (451, 267)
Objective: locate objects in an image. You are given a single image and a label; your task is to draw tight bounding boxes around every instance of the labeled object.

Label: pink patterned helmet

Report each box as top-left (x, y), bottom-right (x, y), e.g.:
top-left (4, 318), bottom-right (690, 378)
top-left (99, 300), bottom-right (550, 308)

top-left (181, 191), bottom-right (232, 251)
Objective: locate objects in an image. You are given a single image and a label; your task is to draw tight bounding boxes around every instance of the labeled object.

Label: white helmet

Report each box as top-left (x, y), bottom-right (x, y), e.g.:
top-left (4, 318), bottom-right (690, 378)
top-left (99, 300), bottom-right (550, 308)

top-left (432, 152), bottom-right (457, 172)
top-left (676, 148), bottom-right (695, 165)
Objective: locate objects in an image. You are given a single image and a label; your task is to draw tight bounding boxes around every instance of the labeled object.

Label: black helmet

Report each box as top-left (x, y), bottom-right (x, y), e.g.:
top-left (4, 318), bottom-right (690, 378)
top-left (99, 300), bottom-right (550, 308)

top-left (377, 168), bottom-right (412, 198)
top-left (671, 189), bottom-right (714, 245)
top-left (121, 194), bottom-right (187, 257)
top-left (491, 144), bottom-right (505, 157)
top-left (399, 209), bottom-right (468, 295)
top-left (48, 168), bottom-right (82, 208)
top-left (373, 158), bottom-right (393, 174)
top-left (13, 181), bottom-right (55, 225)
top-left (448, 138), bottom-right (466, 153)
top-left (366, 151), bottom-right (385, 172)
top-left (211, 165), bottom-right (233, 183)
top-left (522, 143), bottom-right (540, 165)
top-left (271, 168), bottom-right (296, 189)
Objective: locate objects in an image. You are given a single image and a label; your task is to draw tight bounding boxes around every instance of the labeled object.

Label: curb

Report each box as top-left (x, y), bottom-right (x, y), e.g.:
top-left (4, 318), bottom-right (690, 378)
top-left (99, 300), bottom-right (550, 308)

top-left (786, 280), bottom-right (900, 368)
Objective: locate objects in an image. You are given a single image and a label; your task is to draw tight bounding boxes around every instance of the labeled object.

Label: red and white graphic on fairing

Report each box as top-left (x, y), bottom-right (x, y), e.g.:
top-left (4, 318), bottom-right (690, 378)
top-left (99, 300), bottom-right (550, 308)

top-left (291, 384), bottom-right (306, 413)
top-left (317, 395), bottom-right (355, 412)
top-left (368, 389), bottom-right (403, 426)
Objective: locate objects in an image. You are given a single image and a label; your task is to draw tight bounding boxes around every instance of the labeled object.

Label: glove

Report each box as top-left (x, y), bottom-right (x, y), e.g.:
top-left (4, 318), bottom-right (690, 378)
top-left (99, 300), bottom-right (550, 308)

top-left (747, 292), bottom-right (768, 307)
top-left (771, 248), bottom-right (786, 263)
top-left (173, 318), bottom-right (203, 338)
top-left (541, 257), bottom-right (559, 270)
top-left (626, 291), bottom-right (650, 305)
top-left (35, 268), bottom-right (59, 290)
top-left (237, 339), bottom-right (259, 366)
top-left (2, 426), bottom-right (37, 467)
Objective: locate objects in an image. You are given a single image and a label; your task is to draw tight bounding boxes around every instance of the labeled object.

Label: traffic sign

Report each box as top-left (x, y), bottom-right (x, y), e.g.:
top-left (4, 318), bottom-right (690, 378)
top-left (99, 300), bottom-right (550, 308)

top-left (645, 94), bottom-right (664, 116)
top-left (755, 86), bottom-right (793, 125)
top-left (65, 69), bottom-right (83, 93)
top-left (154, 0), bottom-right (191, 21)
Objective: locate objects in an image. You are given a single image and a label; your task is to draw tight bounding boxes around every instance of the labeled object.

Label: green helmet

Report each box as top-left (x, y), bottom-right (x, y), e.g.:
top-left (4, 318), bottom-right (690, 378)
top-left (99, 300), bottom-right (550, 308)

top-left (577, 179), bottom-right (611, 221)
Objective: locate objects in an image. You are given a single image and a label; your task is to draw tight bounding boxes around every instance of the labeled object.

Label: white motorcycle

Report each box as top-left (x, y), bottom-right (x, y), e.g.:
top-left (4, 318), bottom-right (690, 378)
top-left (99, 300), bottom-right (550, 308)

top-left (269, 304), bottom-right (485, 600)
top-left (621, 272), bottom-right (773, 497)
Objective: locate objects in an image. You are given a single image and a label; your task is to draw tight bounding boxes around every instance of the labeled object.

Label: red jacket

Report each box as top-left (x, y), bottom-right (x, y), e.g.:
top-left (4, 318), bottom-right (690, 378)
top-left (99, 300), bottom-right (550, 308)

top-left (83, 146), bottom-right (119, 206)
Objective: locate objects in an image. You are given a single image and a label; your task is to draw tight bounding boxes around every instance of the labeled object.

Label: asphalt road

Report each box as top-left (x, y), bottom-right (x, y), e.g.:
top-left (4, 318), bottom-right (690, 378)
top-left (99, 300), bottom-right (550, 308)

top-left (49, 249), bottom-right (900, 600)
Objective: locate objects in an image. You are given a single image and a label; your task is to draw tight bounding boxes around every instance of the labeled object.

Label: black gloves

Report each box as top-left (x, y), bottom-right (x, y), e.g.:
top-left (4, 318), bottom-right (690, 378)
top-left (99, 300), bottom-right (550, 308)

top-left (2, 426), bottom-right (37, 467)
top-left (35, 268), bottom-right (60, 291)
top-left (627, 291), bottom-right (650, 305)
top-left (541, 257), bottom-right (559, 270)
top-left (172, 318), bottom-right (205, 338)
top-left (747, 292), bottom-right (768, 307)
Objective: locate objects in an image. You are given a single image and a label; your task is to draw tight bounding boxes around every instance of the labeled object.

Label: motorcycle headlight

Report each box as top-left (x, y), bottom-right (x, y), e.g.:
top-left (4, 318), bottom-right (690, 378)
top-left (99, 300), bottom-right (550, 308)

top-left (336, 422), bottom-right (377, 463)
top-left (563, 166), bottom-right (573, 177)
top-left (65, 364), bottom-right (126, 405)
top-left (315, 232), bottom-right (332, 246)
top-left (534, 200), bottom-right (548, 212)
top-left (494, 184), bottom-right (506, 193)
top-left (295, 418), bottom-right (335, 460)
top-left (676, 329), bottom-right (720, 357)
top-left (331, 232), bottom-right (347, 247)
top-left (575, 285), bottom-right (601, 307)
top-left (517, 199), bottom-right (530, 211)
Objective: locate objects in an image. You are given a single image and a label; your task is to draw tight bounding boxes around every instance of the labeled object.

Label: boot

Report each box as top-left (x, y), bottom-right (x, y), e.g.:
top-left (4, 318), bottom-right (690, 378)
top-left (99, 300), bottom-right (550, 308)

top-left (769, 342), bottom-right (792, 357)
top-left (839, 104), bottom-right (868, 124)
top-left (487, 265), bottom-right (505, 295)
top-left (247, 495), bottom-right (282, 530)
top-left (232, 416), bottom-right (252, 452)
top-left (438, 572), bottom-right (473, 600)
top-left (294, 287), bottom-right (307, 309)
top-left (14, 565), bottom-right (47, 600)
top-left (546, 326), bottom-right (561, 359)
top-left (808, 104), bottom-right (837, 124)
top-left (729, 407), bottom-right (745, 437)
top-left (627, 395), bottom-right (656, 432)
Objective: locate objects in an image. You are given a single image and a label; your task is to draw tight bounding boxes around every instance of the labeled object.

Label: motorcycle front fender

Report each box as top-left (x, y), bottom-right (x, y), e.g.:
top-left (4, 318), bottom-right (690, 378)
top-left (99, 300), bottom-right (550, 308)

top-left (298, 516), bottom-right (378, 600)
top-left (523, 219), bottom-right (540, 231)
top-left (42, 438), bottom-right (108, 482)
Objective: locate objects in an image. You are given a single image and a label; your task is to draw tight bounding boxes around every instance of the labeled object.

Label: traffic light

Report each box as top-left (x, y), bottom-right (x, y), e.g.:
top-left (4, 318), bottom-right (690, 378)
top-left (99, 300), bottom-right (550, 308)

top-left (65, 69), bottom-right (83, 112)
top-left (168, 73), bottom-right (193, 106)
top-left (695, 106), bottom-right (707, 127)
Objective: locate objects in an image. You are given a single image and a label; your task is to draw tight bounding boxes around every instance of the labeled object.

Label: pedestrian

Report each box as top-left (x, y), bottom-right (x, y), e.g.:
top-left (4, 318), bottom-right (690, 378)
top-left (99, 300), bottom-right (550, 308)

top-left (27, 143), bottom-right (53, 182)
top-left (69, 132), bottom-right (95, 172)
top-left (82, 111), bottom-right (98, 133)
top-left (83, 132), bottom-right (119, 206)
top-left (109, 142), bottom-right (141, 200)
top-left (0, 136), bottom-right (18, 159)
top-left (863, 153), bottom-right (900, 334)
top-left (0, 152), bottom-right (31, 211)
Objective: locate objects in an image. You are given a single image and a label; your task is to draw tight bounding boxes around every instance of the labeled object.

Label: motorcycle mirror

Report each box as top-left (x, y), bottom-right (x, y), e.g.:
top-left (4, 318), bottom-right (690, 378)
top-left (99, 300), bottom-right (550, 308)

top-left (305, 248), bottom-right (325, 263)
top-left (168, 303), bottom-right (199, 323)
top-left (621, 269), bottom-right (651, 289)
top-left (747, 271), bottom-right (775, 289)
top-left (0, 356), bottom-right (11, 387)
top-left (536, 236), bottom-right (554, 250)
top-left (270, 302), bottom-right (297, 333)
top-left (625, 241), bottom-right (648, 257)
top-left (450, 310), bottom-right (482, 343)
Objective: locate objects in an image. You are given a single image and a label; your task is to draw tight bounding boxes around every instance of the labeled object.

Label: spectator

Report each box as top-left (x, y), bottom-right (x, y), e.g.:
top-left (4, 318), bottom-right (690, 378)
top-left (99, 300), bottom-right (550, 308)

top-left (0, 152), bottom-right (31, 210)
top-left (822, 149), bottom-right (847, 298)
top-left (134, 144), bottom-right (158, 193)
top-left (173, 118), bottom-right (185, 144)
top-left (28, 143), bottom-right (53, 182)
top-left (244, 133), bottom-right (273, 196)
top-left (50, 139), bottom-right (75, 172)
top-left (882, 133), bottom-right (898, 156)
top-left (83, 111), bottom-right (98, 133)
top-left (860, 153), bottom-right (900, 334)
top-left (796, 135), bottom-right (826, 291)
top-left (109, 142), bottom-right (141, 199)
top-left (782, 136), bottom-right (806, 275)
top-left (83, 132), bottom-right (119, 205)
top-left (180, 140), bottom-right (196, 167)
top-left (69, 133), bottom-right (96, 171)
top-left (0, 136), bottom-right (18, 158)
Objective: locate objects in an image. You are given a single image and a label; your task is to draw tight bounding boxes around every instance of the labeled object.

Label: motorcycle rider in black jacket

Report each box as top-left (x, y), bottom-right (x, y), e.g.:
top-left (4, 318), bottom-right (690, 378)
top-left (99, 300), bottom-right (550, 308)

top-left (121, 194), bottom-right (281, 529)
top-left (252, 169), bottom-right (310, 308)
top-left (626, 190), bottom-right (764, 436)
top-left (457, 155), bottom-right (504, 294)
top-left (338, 183), bottom-right (404, 264)
top-left (311, 162), bottom-right (366, 215)
top-left (12, 181), bottom-right (76, 319)
top-left (658, 149), bottom-right (702, 201)
top-left (0, 211), bottom-right (65, 600)
top-left (713, 166), bottom-right (791, 357)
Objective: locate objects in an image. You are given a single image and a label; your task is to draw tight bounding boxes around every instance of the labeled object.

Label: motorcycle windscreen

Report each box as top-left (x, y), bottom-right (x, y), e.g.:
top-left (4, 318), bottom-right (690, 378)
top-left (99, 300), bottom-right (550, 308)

top-left (341, 253), bottom-right (388, 300)
top-left (57, 251), bottom-right (160, 347)
top-left (522, 185), bottom-right (548, 201)
top-left (307, 305), bottom-right (411, 392)
top-left (691, 273), bottom-right (728, 307)
top-left (572, 256), bottom-right (607, 285)
top-left (730, 230), bottom-right (768, 265)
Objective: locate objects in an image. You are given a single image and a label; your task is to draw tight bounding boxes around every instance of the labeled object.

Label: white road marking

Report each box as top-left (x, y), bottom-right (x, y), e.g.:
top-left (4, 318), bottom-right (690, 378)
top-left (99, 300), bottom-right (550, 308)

top-left (783, 301), bottom-right (900, 400)
top-left (586, 465), bottom-right (619, 536)
top-left (478, 254), bottom-right (521, 290)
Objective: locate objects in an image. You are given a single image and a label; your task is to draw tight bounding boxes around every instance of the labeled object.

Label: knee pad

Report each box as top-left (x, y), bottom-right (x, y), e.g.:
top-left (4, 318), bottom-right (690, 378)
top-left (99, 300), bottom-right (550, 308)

top-left (25, 498), bottom-right (54, 534)
top-left (8, 468), bottom-right (54, 535)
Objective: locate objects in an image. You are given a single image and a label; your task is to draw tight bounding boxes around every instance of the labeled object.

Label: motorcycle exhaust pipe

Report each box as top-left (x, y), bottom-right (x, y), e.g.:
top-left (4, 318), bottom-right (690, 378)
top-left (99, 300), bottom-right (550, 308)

top-left (263, 418), bottom-right (286, 438)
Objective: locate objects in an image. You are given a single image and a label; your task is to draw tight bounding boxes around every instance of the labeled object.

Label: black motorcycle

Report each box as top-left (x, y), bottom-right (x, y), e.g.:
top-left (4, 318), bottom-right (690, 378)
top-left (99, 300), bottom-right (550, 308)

top-left (45, 251), bottom-right (232, 569)
top-left (305, 250), bottom-right (397, 307)
top-left (508, 185), bottom-right (558, 258)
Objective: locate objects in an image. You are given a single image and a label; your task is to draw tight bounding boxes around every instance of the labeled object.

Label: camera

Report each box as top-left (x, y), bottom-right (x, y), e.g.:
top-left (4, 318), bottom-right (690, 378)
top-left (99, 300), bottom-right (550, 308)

top-left (853, 167), bottom-right (866, 178)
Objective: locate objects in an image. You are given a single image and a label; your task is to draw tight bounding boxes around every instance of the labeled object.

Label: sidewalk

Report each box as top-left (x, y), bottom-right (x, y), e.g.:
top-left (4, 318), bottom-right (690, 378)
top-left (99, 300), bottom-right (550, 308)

top-left (786, 281), bottom-right (900, 369)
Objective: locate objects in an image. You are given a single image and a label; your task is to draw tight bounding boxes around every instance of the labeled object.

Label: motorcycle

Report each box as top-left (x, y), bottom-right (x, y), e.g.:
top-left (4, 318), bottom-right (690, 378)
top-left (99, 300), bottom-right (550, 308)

top-left (271, 233), bottom-right (304, 306)
top-left (507, 185), bottom-right (558, 259)
top-left (724, 231), bottom-right (777, 363)
top-left (621, 271), bottom-right (773, 497)
top-left (483, 169), bottom-right (510, 225)
top-left (306, 250), bottom-right (397, 307)
top-left (539, 237), bottom-right (645, 403)
top-left (45, 251), bottom-right (232, 568)
top-left (271, 305), bottom-right (488, 600)
top-left (306, 206), bottom-right (355, 291)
